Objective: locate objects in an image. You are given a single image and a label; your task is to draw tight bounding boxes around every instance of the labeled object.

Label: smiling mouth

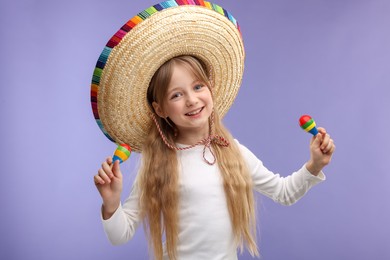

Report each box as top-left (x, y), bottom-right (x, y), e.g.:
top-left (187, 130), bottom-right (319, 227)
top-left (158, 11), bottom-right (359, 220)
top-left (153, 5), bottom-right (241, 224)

top-left (185, 107), bottom-right (204, 116)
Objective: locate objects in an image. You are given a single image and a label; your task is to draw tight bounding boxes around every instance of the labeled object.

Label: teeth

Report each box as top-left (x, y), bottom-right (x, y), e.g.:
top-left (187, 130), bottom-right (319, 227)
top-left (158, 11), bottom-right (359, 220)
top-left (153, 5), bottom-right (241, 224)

top-left (187, 108), bottom-right (202, 116)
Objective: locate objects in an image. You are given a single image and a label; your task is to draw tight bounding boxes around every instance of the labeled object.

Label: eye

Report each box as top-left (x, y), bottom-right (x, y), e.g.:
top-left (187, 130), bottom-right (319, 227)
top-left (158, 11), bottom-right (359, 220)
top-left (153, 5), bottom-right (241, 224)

top-left (170, 92), bottom-right (182, 100)
top-left (194, 84), bottom-right (204, 91)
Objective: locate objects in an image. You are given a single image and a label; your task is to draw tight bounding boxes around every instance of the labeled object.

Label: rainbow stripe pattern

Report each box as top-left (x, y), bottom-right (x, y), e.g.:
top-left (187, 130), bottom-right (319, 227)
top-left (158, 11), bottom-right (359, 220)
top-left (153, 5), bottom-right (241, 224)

top-left (113, 144), bottom-right (132, 164)
top-left (90, 0), bottom-right (241, 143)
top-left (299, 115), bottom-right (319, 136)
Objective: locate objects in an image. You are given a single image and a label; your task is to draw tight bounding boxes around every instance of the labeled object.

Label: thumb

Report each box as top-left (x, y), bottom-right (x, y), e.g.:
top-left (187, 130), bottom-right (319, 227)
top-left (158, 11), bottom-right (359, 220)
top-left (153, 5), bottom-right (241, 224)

top-left (112, 160), bottom-right (122, 178)
top-left (312, 133), bottom-right (322, 146)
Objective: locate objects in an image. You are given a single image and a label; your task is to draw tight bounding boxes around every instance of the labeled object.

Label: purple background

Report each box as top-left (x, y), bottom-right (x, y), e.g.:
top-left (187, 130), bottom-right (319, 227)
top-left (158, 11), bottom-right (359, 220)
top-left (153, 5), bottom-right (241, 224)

top-left (1, 0), bottom-right (389, 259)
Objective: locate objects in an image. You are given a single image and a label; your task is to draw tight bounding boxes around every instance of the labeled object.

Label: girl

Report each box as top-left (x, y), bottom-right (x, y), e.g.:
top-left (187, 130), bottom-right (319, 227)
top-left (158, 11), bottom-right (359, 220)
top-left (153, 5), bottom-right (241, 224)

top-left (91, 2), bottom-right (335, 260)
top-left (94, 56), bottom-right (335, 260)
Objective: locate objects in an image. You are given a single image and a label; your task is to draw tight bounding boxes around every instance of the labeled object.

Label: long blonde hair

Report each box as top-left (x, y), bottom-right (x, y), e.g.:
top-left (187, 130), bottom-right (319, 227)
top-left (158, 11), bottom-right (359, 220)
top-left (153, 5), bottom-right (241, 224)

top-left (138, 55), bottom-right (259, 259)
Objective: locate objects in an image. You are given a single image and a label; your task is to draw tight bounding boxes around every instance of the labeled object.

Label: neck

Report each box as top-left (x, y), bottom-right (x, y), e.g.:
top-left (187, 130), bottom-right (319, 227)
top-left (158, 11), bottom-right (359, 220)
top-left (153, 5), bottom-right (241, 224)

top-left (175, 126), bottom-right (210, 145)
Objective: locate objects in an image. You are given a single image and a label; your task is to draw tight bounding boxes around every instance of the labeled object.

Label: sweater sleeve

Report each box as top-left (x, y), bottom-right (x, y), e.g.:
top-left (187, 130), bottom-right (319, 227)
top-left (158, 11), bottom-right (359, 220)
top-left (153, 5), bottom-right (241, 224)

top-left (236, 140), bottom-right (326, 206)
top-left (101, 183), bottom-right (141, 245)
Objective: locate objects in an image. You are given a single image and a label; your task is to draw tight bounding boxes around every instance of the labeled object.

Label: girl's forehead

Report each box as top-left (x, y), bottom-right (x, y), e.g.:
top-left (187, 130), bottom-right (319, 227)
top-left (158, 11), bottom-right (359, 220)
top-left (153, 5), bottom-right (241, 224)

top-left (172, 63), bottom-right (195, 76)
top-left (169, 65), bottom-right (199, 85)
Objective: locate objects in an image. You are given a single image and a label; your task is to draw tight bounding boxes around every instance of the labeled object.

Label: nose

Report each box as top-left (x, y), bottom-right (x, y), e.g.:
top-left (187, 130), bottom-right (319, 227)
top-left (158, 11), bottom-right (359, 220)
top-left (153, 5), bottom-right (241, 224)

top-left (186, 93), bottom-right (198, 107)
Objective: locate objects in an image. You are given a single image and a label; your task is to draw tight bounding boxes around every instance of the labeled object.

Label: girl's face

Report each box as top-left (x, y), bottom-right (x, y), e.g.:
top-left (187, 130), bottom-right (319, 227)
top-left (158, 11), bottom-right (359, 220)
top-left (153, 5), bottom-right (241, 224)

top-left (154, 64), bottom-right (213, 137)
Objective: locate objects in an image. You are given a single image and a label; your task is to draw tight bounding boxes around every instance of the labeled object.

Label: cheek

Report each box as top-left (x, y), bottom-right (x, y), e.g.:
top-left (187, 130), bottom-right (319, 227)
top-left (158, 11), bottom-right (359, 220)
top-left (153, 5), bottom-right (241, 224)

top-left (203, 89), bottom-right (213, 103)
top-left (204, 93), bottom-right (214, 106)
top-left (166, 103), bottom-right (183, 116)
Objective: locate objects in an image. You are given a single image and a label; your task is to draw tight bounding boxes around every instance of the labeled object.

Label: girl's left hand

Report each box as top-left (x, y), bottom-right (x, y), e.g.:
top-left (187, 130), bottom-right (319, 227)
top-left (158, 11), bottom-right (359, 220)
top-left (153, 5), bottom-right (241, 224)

top-left (306, 127), bottom-right (336, 176)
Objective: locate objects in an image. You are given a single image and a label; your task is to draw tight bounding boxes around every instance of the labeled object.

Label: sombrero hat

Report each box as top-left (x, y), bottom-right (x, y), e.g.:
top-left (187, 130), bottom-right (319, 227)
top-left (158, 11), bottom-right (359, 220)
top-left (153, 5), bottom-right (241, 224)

top-left (91, 0), bottom-right (245, 152)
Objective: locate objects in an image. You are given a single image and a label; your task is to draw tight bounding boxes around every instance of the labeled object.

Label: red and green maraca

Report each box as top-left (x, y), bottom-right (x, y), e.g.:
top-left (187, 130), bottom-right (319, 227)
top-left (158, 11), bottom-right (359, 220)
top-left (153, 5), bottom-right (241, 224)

top-left (112, 143), bottom-right (131, 164)
top-left (299, 115), bottom-right (319, 136)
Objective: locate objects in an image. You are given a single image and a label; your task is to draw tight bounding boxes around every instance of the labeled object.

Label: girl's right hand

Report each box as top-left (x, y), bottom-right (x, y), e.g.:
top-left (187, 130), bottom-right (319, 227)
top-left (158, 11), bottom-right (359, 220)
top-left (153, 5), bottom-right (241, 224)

top-left (94, 157), bottom-right (123, 217)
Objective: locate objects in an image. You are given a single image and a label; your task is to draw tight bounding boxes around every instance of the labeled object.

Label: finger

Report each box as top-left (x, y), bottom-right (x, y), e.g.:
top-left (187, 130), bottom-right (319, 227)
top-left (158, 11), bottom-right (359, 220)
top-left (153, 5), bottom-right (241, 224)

top-left (317, 127), bottom-right (327, 135)
top-left (322, 139), bottom-right (332, 153)
top-left (310, 132), bottom-right (320, 145)
top-left (320, 134), bottom-right (331, 150)
top-left (106, 156), bottom-right (113, 165)
top-left (331, 143), bottom-right (336, 153)
top-left (98, 168), bottom-right (111, 183)
top-left (325, 141), bottom-right (336, 154)
top-left (112, 160), bottom-right (122, 178)
top-left (312, 133), bottom-right (322, 146)
top-left (102, 161), bottom-right (114, 179)
top-left (94, 175), bottom-right (105, 185)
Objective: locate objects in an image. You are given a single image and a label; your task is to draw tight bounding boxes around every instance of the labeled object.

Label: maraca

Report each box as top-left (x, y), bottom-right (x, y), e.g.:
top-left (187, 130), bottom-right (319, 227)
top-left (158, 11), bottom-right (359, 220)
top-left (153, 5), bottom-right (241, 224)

top-left (299, 115), bottom-right (319, 136)
top-left (112, 143), bottom-right (131, 164)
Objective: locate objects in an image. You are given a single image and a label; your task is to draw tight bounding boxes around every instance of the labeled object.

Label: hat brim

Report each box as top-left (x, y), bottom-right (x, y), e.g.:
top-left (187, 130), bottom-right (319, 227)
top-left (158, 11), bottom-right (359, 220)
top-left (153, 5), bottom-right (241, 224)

top-left (91, 2), bottom-right (245, 152)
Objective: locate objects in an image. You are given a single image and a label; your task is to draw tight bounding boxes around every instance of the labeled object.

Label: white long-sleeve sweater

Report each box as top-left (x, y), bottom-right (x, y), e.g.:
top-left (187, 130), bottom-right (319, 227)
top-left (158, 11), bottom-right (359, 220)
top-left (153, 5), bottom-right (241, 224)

top-left (101, 140), bottom-right (325, 259)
